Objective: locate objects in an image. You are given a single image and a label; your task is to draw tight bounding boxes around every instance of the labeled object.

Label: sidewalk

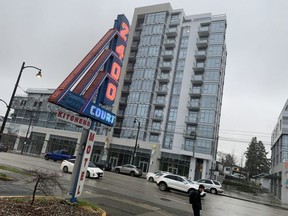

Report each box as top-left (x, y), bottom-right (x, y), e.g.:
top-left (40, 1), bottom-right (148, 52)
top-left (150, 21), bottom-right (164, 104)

top-left (221, 189), bottom-right (288, 210)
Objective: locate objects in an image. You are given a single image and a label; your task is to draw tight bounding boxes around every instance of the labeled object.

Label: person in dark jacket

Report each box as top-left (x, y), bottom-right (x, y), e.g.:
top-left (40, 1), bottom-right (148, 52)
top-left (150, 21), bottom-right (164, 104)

top-left (189, 184), bottom-right (205, 216)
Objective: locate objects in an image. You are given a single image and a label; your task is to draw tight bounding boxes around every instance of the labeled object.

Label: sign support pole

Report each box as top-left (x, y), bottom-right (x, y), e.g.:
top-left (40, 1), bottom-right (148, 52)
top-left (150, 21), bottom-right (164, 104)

top-left (69, 129), bottom-right (88, 203)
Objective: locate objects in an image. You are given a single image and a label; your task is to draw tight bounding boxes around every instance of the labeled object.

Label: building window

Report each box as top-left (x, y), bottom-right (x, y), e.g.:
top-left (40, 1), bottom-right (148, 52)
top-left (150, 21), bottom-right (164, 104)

top-left (203, 83), bottom-right (218, 94)
top-left (199, 110), bottom-right (215, 124)
top-left (150, 134), bottom-right (159, 142)
top-left (168, 108), bottom-right (177, 121)
top-left (201, 96), bottom-right (217, 108)
top-left (210, 21), bottom-right (226, 32)
top-left (197, 125), bottom-right (214, 138)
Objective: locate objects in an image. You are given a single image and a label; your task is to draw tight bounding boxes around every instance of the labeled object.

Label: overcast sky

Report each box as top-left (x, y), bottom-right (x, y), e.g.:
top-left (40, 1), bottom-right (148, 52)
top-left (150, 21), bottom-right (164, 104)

top-left (1, 0), bottom-right (287, 164)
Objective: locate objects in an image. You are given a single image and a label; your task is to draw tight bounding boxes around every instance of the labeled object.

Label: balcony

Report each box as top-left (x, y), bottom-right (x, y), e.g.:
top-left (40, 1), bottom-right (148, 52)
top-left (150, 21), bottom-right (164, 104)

top-left (191, 75), bottom-right (203, 85)
top-left (117, 110), bottom-right (125, 117)
top-left (194, 50), bottom-right (207, 60)
top-left (131, 42), bottom-right (138, 50)
top-left (185, 116), bottom-right (198, 125)
top-left (121, 86), bottom-right (130, 93)
top-left (169, 18), bottom-right (180, 27)
top-left (135, 24), bottom-right (143, 30)
top-left (119, 97), bottom-right (127, 104)
top-left (187, 101), bottom-right (200, 111)
top-left (192, 62), bottom-right (205, 72)
top-left (198, 26), bottom-right (210, 37)
top-left (129, 52), bottom-right (137, 61)
top-left (124, 74), bottom-right (133, 82)
top-left (153, 99), bottom-right (166, 107)
top-left (155, 86), bottom-right (168, 95)
top-left (196, 38), bottom-right (208, 48)
top-left (159, 62), bottom-right (172, 71)
top-left (166, 27), bottom-right (178, 37)
top-left (163, 39), bottom-right (176, 48)
top-left (158, 73), bottom-right (170, 82)
top-left (162, 50), bottom-right (175, 60)
top-left (151, 113), bottom-right (163, 121)
top-left (189, 88), bottom-right (202, 97)
top-left (133, 31), bottom-right (141, 40)
top-left (126, 63), bottom-right (134, 72)
top-left (150, 127), bottom-right (161, 134)
top-left (183, 130), bottom-right (197, 139)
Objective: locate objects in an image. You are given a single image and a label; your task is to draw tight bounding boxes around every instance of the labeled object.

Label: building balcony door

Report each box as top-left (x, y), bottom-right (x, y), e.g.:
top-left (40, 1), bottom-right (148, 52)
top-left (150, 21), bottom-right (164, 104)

top-left (109, 157), bottom-right (118, 169)
top-left (168, 167), bottom-right (178, 174)
top-left (139, 161), bottom-right (149, 173)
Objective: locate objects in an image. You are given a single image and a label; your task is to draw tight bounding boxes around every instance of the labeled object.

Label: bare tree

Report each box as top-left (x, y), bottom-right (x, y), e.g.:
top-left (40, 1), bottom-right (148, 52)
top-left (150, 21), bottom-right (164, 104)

top-left (217, 151), bottom-right (238, 166)
top-left (24, 169), bottom-right (65, 205)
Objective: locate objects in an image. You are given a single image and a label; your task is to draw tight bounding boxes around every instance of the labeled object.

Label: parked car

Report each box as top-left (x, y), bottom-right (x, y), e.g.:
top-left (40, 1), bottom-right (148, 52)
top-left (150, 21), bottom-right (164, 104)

top-left (156, 174), bottom-right (199, 195)
top-left (195, 179), bottom-right (224, 194)
top-left (60, 159), bottom-right (104, 178)
top-left (44, 150), bottom-right (76, 161)
top-left (231, 173), bottom-right (245, 180)
top-left (95, 161), bottom-right (112, 171)
top-left (114, 164), bottom-right (142, 177)
top-left (146, 170), bottom-right (170, 183)
top-left (0, 144), bottom-right (8, 152)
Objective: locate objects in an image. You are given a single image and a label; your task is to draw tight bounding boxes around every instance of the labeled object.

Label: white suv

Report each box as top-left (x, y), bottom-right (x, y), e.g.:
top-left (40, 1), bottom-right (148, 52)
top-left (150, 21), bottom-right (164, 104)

top-left (156, 174), bottom-right (199, 195)
top-left (195, 179), bottom-right (224, 194)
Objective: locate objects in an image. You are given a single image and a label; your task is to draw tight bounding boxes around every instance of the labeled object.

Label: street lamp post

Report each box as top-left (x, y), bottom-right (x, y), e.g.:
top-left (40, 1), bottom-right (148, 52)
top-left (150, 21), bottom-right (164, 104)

top-left (131, 118), bottom-right (140, 165)
top-left (0, 62), bottom-right (42, 141)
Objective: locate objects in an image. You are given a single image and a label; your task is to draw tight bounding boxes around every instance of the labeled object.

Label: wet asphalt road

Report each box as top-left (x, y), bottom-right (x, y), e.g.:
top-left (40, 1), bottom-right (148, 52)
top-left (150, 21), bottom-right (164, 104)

top-left (1, 152), bottom-right (288, 216)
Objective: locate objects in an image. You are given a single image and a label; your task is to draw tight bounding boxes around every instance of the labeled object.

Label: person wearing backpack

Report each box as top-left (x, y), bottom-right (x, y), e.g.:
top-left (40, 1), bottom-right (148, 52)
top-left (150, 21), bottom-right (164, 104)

top-left (189, 184), bottom-right (205, 216)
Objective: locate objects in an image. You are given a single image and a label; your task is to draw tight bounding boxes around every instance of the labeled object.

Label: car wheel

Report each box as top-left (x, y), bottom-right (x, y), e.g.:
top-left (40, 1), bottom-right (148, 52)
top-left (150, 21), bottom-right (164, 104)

top-left (44, 155), bottom-right (49, 160)
top-left (148, 177), bottom-right (154, 182)
top-left (159, 182), bottom-right (167, 191)
top-left (86, 171), bottom-right (90, 178)
top-left (63, 166), bottom-right (68, 173)
top-left (115, 168), bottom-right (120, 173)
top-left (53, 159), bottom-right (57, 162)
top-left (210, 188), bottom-right (217, 194)
top-left (130, 171), bottom-right (135, 176)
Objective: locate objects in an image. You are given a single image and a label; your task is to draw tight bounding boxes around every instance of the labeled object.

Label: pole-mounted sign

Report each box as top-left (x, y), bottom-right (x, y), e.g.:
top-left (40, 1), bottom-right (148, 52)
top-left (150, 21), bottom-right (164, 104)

top-left (48, 14), bottom-right (129, 126)
top-left (48, 14), bottom-right (129, 202)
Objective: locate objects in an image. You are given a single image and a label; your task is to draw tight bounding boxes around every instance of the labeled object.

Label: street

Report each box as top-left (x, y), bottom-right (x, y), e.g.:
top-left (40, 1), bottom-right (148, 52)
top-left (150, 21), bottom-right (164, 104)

top-left (0, 152), bottom-right (287, 216)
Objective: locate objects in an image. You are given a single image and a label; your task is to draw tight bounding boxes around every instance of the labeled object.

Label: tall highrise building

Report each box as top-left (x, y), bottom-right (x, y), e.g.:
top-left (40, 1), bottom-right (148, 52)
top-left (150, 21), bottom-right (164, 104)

top-left (111, 3), bottom-right (227, 180)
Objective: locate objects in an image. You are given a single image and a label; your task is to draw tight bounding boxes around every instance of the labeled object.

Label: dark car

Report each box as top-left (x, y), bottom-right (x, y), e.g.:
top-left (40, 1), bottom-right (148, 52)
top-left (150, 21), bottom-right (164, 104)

top-left (95, 161), bottom-right (112, 171)
top-left (0, 144), bottom-right (8, 152)
top-left (44, 150), bottom-right (76, 161)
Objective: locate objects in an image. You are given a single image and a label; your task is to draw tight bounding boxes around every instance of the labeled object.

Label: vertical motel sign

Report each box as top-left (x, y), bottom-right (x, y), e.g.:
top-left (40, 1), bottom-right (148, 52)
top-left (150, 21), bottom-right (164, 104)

top-left (48, 14), bottom-right (129, 198)
top-left (48, 14), bottom-right (129, 126)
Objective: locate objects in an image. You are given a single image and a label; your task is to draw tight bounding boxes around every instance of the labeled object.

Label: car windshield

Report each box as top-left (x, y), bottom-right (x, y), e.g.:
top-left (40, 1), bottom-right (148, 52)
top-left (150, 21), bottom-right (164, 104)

top-left (88, 162), bottom-right (96, 168)
top-left (182, 177), bottom-right (192, 183)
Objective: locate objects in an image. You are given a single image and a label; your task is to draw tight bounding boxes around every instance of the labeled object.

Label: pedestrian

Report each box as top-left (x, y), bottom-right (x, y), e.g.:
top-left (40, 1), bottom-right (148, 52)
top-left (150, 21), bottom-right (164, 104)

top-left (189, 184), bottom-right (205, 216)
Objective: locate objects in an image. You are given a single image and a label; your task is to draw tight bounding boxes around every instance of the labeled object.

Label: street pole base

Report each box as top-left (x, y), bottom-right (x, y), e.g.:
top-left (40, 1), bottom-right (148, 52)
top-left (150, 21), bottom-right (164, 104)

top-left (70, 196), bottom-right (78, 203)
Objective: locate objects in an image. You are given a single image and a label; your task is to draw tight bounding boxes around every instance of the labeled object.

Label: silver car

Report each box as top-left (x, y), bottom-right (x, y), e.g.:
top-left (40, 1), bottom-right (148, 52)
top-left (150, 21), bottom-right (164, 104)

top-left (114, 164), bottom-right (142, 177)
top-left (195, 179), bottom-right (224, 194)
